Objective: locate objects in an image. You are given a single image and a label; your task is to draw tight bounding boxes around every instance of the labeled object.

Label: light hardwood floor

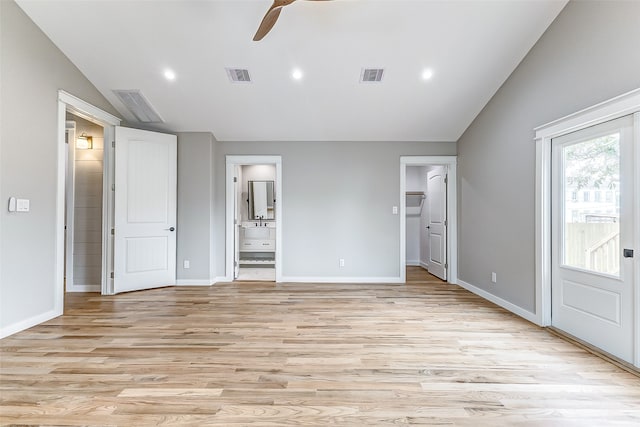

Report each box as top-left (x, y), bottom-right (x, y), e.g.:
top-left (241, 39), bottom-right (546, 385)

top-left (1, 267), bottom-right (639, 425)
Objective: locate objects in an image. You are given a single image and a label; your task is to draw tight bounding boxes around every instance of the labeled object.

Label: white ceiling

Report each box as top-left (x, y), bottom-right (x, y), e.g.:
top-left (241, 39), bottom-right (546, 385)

top-left (17, 0), bottom-right (567, 142)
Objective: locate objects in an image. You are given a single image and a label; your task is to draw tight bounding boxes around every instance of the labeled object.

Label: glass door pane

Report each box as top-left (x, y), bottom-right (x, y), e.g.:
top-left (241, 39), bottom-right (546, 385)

top-left (562, 132), bottom-right (620, 276)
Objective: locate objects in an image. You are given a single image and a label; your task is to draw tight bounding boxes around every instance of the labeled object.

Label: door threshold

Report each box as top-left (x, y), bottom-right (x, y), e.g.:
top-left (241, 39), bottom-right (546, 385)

top-left (547, 327), bottom-right (639, 377)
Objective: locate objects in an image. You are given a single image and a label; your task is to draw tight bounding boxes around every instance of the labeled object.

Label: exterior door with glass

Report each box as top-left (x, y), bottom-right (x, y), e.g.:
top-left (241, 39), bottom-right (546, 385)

top-left (551, 115), bottom-right (634, 363)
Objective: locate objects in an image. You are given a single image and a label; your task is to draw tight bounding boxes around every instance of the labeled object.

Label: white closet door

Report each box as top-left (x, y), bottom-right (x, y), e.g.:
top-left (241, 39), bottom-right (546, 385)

top-left (427, 168), bottom-right (447, 280)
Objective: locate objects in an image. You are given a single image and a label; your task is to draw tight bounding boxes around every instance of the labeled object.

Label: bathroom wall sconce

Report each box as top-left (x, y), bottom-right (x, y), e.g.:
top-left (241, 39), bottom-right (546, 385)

top-left (76, 133), bottom-right (93, 150)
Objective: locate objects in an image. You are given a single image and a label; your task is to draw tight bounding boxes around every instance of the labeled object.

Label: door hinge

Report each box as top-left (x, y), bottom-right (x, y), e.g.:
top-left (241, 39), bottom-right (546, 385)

top-left (444, 175), bottom-right (448, 184)
top-left (111, 184), bottom-right (115, 191)
top-left (111, 228), bottom-right (114, 235)
top-left (445, 263), bottom-right (448, 269)
top-left (110, 272), bottom-right (114, 279)
top-left (444, 220), bottom-right (447, 227)
top-left (233, 177), bottom-right (238, 183)
top-left (112, 141), bottom-right (115, 148)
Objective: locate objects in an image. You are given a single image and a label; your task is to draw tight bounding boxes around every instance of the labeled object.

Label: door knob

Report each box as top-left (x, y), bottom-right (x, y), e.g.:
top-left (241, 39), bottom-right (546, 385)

top-left (166, 227), bottom-right (175, 232)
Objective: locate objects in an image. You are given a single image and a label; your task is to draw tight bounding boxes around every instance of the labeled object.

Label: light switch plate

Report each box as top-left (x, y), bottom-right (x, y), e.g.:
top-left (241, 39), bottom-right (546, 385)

top-left (392, 206), bottom-right (398, 215)
top-left (16, 199), bottom-right (30, 212)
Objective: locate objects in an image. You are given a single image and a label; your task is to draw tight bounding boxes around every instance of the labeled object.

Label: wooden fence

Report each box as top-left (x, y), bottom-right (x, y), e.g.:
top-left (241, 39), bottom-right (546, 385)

top-left (564, 223), bottom-right (619, 275)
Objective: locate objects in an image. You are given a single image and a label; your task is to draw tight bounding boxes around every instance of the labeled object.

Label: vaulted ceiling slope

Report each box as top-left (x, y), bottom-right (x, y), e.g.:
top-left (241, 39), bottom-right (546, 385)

top-left (17, 0), bottom-right (567, 142)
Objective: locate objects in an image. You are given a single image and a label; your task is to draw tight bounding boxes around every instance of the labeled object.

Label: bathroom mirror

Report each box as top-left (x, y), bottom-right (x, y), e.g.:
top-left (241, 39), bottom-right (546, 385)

top-left (248, 180), bottom-right (275, 220)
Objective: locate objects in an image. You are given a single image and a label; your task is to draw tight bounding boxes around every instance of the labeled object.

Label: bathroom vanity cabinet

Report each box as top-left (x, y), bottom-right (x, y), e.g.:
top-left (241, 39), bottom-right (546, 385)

top-left (239, 224), bottom-right (276, 265)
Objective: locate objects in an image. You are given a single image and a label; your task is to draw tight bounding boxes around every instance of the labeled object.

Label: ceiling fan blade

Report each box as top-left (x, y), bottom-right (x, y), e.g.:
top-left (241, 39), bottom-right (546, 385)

top-left (253, 0), bottom-right (297, 41)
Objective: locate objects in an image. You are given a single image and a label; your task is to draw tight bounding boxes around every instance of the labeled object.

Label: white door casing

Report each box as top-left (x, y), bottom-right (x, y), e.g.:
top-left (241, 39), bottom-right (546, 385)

top-left (399, 156), bottom-right (457, 284)
top-left (535, 89), bottom-right (640, 368)
top-left (234, 167), bottom-right (241, 280)
top-left (113, 127), bottom-right (177, 294)
top-left (64, 121), bottom-right (76, 292)
top-left (427, 167), bottom-right (447, 280)
top-left (551, 115), bottom-right (634, 363)
top-left (225, 156), bottom-right (283, 283)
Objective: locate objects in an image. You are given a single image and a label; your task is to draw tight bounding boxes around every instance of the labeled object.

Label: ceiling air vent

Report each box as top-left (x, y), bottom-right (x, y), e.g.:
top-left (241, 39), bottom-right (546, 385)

top-left (360, 68), bottom-right (385, 83)
top-left (112, 89), bottom-right (164, 123)
top-left (226, 68), bottom-right (251, 83)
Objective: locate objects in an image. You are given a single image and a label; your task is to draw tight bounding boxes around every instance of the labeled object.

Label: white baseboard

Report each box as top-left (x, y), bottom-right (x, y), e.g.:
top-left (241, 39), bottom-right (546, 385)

top-left (210, 276), bottom-right (404, 284)
top-left (406, 260), bottom-right (420, 266)
top-left (457, 279), bottom-right (539, 325)
top-left (279, 276), bottom-right (404, 284)
top-left (66, 284), bottom-right (100, 292)
top-left (419, 261), bottom-right (429, 270)
top-left (176, 279), bottom-right (212, 286)
top-left (1, 308), bottom-right (62, 339)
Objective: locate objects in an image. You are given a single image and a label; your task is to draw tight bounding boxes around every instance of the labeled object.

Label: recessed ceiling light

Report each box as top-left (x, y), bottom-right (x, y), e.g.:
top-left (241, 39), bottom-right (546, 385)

top-left (163, 69), bottom-right (176, 81)
top-left (292, 68), bottom-right (303, 80)
top-left (422, 69), bottom-right (434, 80)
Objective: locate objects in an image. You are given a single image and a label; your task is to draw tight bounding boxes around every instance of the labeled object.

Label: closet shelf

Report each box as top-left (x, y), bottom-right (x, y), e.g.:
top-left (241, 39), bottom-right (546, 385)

top-left (406, 191), bottom-right (425, 215)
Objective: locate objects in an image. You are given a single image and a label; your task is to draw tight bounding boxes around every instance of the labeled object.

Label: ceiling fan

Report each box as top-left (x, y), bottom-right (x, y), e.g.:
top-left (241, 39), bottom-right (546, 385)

top-left (253, 0), bottom-right (333, 41)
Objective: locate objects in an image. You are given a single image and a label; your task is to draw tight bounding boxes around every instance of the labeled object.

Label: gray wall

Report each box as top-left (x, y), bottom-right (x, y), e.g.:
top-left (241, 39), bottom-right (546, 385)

top-left (214, 141), bottom-right (456, 279)
top-left (457, 0), bottom-right (640, 313)
top-left (0, 0), bottom-right (119, 333)
top-left (176, 132), bottom-right (215, 282)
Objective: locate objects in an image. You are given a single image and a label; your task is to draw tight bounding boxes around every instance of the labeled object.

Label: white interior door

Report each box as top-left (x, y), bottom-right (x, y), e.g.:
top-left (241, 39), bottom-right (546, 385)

top-left (427, 167), bottom-right (447, 280)
top-left (113, 127), bottom-right (177, 294)
top-left (551, 115), bottom-right (634, 362)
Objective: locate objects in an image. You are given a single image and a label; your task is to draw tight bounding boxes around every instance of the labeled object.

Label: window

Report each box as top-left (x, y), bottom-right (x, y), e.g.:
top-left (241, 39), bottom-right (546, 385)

top-left (583, 191), bottom-right (590, 202)
top-left (605, 191), bottom-right (613, 202)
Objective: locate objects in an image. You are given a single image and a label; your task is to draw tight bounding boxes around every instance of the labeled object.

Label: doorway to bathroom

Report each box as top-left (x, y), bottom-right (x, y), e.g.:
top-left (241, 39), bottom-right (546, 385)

top-left (225, 156), bottom-right (283, 282)
top-left (400, 156), bottom-right (457, 284)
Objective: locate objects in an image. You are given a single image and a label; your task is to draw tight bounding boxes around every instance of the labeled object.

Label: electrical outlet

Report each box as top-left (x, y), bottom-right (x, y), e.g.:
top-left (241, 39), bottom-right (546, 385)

top-left (339, 258), bottom-right (345, 268)
top-left (491, 272), bottom-right (497, 283)
top-left (184, 260), bottom-right (190, 269)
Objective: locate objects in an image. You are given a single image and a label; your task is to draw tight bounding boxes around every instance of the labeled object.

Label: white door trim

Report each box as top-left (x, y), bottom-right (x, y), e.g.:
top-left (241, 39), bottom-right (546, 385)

top-left (64, 121), bottom-right (76, 292)
top-left (225, 155), bottom-right (283, 282)
top-left (534, 88), bottom-right (640, 367)
top-left (57, 91), bottom-right (121, 305)
top-left (400, 156), bottom-right (457, 284)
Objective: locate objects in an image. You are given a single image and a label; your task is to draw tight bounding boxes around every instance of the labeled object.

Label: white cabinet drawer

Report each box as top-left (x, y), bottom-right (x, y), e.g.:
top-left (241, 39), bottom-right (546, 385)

top-left (240, 239), bottom-right (275, 251)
